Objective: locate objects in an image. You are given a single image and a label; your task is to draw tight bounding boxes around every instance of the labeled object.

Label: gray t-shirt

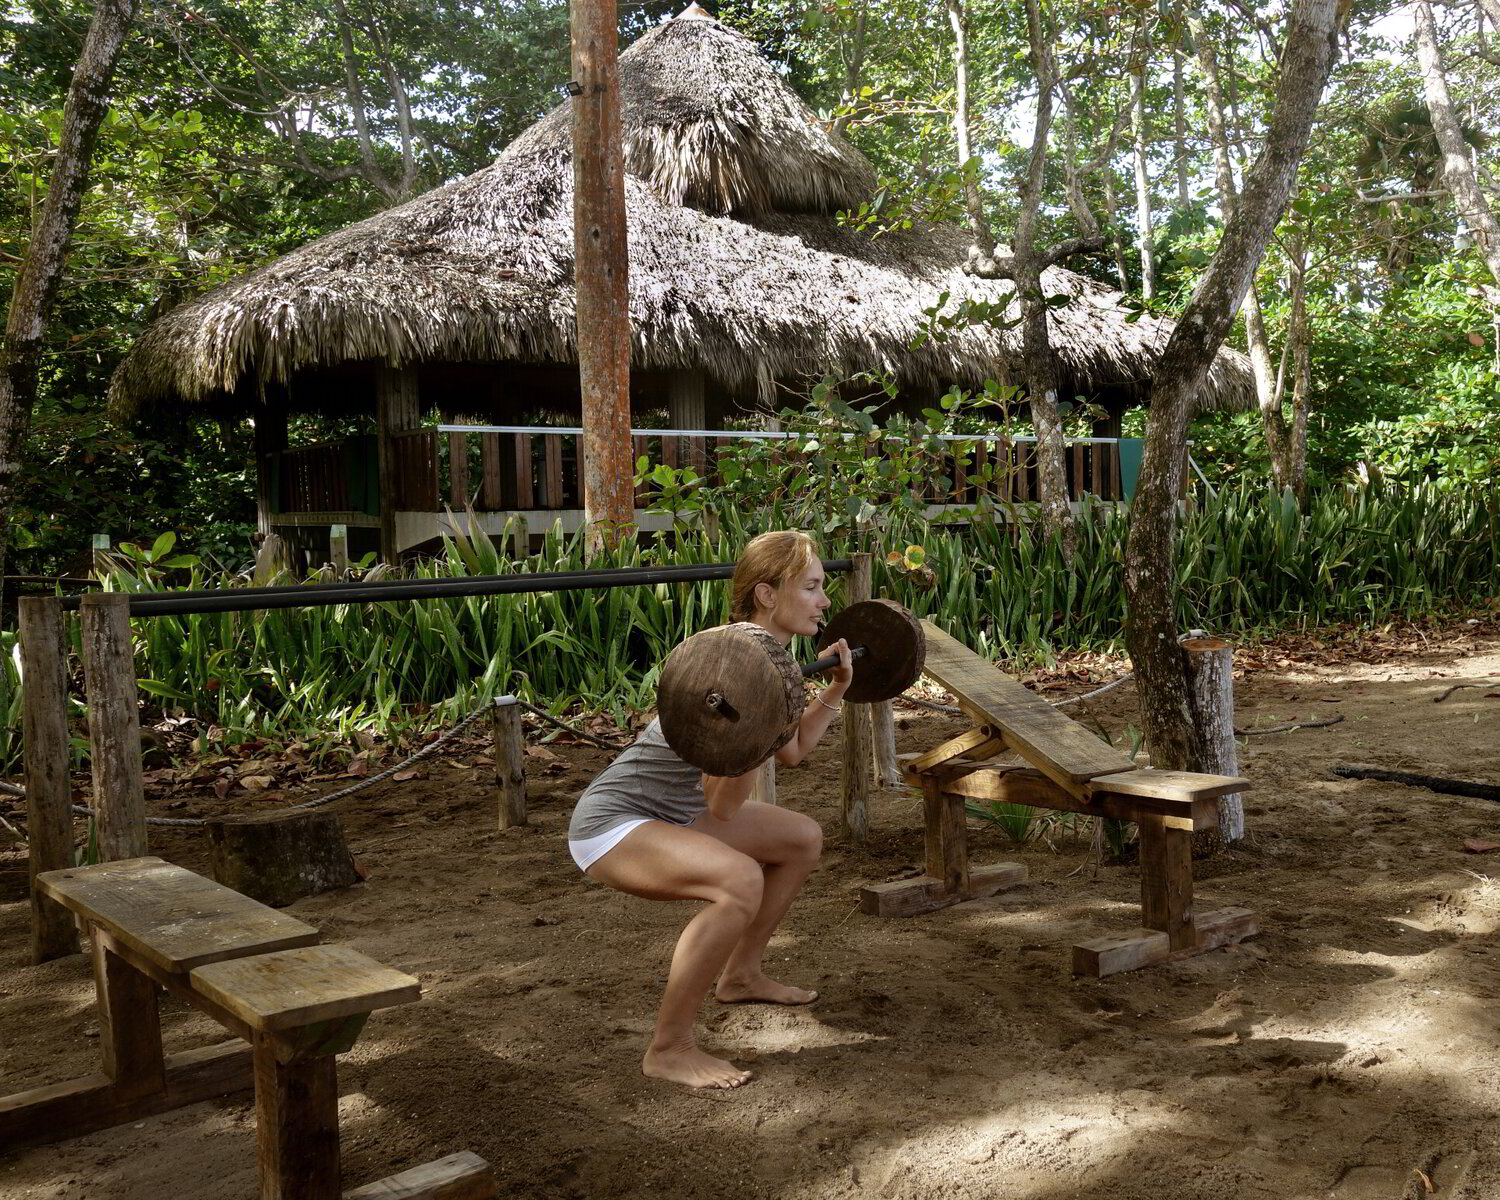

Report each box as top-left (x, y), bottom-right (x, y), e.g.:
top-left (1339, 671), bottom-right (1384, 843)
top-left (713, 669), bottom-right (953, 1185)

top-left (568, 718), bottom-right (706, 841)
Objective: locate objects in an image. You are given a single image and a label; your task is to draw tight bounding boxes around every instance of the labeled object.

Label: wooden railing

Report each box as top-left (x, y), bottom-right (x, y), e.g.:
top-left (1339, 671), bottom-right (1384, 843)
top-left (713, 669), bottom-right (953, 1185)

top-left (272, 427), bottom-right (1144, 518)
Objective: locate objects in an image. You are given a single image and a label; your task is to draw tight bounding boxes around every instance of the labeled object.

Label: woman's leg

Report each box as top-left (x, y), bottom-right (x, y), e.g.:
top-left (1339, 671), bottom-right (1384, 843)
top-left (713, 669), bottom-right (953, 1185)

top-left (587, 821), bottom-right (765, 1088)
top-left (692, 802), bottom-right (823, 1004)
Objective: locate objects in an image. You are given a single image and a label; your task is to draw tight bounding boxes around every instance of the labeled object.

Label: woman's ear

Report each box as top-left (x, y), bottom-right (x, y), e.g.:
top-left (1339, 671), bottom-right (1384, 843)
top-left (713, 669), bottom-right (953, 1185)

top-left (752, 580), bottom-right (778, 614)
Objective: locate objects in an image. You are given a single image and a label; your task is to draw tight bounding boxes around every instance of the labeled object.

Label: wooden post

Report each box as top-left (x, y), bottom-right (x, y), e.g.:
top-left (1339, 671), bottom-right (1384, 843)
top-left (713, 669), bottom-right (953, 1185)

top-left (508, 514), bottom-right (529, 562)
top-left (571, 0), bottom-right (636, 553)
top-left (922, 775), bottom-right (969, 896)
top-left (1182, 636), bottom-right (1243, 843)
top-left (493, 699), bottom-right (527, 829)
top-left (79, 592), bottom-right (146, 861)
top-left (840, 553), bottom-right (873, 842)
top-left (253, 404), bottom-right (288, 539)
top-left (871, 702), bottom-right (900, 788)
top-left (20, 596), bottom-right (78, 962)
top-left (376, 366), bottom-right (420, 563)
top-left (328, 524), bottom-right (348, 574)
top-left (748, 757), bottom-right (776, 806)
top-left (668, 369), bottom-right (707, 475)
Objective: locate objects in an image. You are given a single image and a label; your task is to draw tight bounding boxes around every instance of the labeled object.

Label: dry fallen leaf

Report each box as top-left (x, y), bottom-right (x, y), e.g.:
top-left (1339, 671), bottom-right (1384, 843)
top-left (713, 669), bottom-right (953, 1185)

top-left (212, 777), bottom-right (232, 800)
top-left (240, 775), bottom-right (275, 791)
top-left (1463, 839), bottom-right (1500, 853)
top-left (391, 768), bottom-right (423, 782)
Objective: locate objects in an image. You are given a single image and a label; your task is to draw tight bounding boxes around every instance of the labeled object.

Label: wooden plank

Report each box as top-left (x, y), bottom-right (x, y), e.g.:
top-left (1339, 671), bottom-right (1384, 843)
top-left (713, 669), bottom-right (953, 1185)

top-left (92, 929), bottom-right (166, 1101)
top-left (191, 944), bottom-right (420, 1034)
top-left (1072, 907), bottom-right (1260, 978)
top-left (919, 621), bottom-right (1133, 789)
top-left (447, 432), bottom-right (469, 509)
top-left (922, 775), bottom-right (968, 894)
top-left (255, 1033), bottom-right (342, 1200)
top-left (20, 595), bottom-right (77, 963)
top-left (907, 725), bottom-right (1002, 773)
top-left (0, 1041), bottom-right (251, 1153)
top-left (1086, 769), bottom-right (1249, 804)
top-left (343, 1152), bottom-right (496, 1200)
top-left (1089, 442), bottom-right (1104, 498)
top-left (480, 434), bottom-right (502, 510)
top-left (932, 766), bottom-right (1212, 831)
top-left (79, 592), bottom-right (147, 861)
top-left (512, 433), bottom-right (533, 509)
top-left (859, 863), bottom-right (1026, 918)
top-left (38, 858), bottom-right (320, 975)
top-left (1138, 815), bottom-right (1195, 949)
top-left (543, 433), bottom-right (564, 508)
top-left (1070, 441), bottom-right (1085, 500)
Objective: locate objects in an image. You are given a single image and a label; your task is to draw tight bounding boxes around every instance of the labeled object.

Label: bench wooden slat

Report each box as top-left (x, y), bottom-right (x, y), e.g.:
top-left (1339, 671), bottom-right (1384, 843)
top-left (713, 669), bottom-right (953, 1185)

top-left (930, 766), bottom-right (1217, 831)
top-left (37, 857), bottom-right (320, 974)
top-left (919, 621), bottom-right (1134, 788)
top-left (1087, 768), bottom-right (1250, 803)
top-left (191, 943), bottom-right (421, 1033)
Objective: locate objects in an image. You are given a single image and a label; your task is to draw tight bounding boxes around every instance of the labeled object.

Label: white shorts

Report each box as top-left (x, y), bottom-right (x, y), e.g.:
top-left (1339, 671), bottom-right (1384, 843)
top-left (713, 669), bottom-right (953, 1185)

top-left (568, 818), bottom-right (653, 872)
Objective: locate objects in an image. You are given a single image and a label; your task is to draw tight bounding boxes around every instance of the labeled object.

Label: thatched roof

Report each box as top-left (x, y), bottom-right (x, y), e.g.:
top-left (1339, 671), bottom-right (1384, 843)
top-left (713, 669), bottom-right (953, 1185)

top-left (109, 5), bottom-right (1253, 419)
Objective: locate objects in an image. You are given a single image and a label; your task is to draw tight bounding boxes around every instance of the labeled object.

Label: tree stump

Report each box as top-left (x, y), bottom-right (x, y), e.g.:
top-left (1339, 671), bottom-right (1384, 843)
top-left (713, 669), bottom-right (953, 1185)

top-left (1182, 636), bottom-right (1243, 846)
top-left (206, 811), bottom-right (359, 907)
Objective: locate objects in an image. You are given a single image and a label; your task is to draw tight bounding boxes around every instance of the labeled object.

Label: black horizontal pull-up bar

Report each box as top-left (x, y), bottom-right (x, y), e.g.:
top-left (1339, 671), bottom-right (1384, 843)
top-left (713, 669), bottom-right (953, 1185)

top-left (60, 559), bottom-right (856, 618)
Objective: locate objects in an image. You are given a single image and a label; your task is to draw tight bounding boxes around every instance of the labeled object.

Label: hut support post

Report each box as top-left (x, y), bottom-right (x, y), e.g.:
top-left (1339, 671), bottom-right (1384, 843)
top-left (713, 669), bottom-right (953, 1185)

top-left (668, 370), bottom-right (707, 476)
top-left (493, 699), bottom-right (528, 829)
top-left (79, 592), bottom-right (146, 862)
top-left (376, 366), bottom-right (421, 562)
top-left (571, 0), bottom-right (636, 553)
top-left (840, 553), bottom-right (873, 842)
top-left (253, 404), bottom-right (287, 539)
top-left (20, 596), bottom-right (78, 963)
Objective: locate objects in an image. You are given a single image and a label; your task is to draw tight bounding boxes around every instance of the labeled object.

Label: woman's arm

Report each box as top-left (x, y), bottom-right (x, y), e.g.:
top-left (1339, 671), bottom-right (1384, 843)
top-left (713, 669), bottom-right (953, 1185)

top-left (774, 637), bottom-right (854, 766)
top-left (701, 769), bottom-right (762, 821)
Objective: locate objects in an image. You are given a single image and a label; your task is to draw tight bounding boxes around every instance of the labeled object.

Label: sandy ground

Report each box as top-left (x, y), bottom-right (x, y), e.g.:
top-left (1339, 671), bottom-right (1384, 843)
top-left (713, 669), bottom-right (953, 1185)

top-left (2, 619), bottom-right (1499, 1200)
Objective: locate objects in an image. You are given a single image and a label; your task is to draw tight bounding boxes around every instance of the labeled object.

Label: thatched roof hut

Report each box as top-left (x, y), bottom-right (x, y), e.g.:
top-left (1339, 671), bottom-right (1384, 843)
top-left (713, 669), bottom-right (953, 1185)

top-left (109, 4), bottom-right (1252, 422)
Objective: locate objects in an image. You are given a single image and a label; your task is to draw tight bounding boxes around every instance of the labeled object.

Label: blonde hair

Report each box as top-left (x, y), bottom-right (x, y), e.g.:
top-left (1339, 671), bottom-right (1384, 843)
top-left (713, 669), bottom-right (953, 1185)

top-left (729, 531), bottom-right (819, 621)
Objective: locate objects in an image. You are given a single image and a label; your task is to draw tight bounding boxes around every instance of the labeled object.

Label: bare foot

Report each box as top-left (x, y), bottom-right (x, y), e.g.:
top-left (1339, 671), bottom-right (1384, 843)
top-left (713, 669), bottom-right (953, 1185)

top-left (715, 972), bottom-right (818, 1006)
top-left (642, 1043), bottom-right (753, 1089)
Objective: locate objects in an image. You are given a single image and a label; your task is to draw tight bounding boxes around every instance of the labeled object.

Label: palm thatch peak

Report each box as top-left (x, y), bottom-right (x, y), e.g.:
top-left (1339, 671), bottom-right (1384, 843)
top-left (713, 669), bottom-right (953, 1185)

top-left (508, 5), bottom-right (875, 216)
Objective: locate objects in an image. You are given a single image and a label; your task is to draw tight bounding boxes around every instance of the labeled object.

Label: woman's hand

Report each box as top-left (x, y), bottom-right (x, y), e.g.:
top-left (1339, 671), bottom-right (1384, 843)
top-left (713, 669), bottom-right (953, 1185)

top-left (828, 637), bottom-right (854, 688)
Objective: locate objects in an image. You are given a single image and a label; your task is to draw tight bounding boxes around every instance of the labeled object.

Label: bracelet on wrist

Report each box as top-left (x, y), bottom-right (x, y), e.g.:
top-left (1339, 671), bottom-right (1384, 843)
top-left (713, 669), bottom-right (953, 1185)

top-left (815, 696), bottom-right (841, 714)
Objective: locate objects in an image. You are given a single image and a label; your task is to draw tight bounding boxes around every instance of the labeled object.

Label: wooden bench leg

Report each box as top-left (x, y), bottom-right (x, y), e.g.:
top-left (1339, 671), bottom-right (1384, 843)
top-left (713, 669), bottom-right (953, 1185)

top-left (1139, 815), bottom-right (1195, 950)
top-left (93, 928), bottom-right (167, 1102)
top-left (254, 1034), bottom-right (341, 1200)
top-left (860, 775), bottom-right (1026, 917)
top-left (1073, 815), bottom-right (1261, 977)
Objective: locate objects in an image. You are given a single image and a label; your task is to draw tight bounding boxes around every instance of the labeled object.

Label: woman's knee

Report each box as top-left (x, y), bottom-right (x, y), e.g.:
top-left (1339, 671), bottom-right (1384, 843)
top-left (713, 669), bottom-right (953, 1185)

top-left (785, 812), bottom-right (823, 866)
top-left (714, 854), bottom-right (766, 916)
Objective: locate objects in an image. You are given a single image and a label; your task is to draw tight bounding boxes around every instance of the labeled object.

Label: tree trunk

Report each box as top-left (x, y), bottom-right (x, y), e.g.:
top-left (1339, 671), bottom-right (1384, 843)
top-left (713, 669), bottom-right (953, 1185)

top-left (1416, 0), bottom-right (1500, 289)
top-left (1131, 22), bottom-right (1156, 300)
top-left (0, 0), bottom-right (137, 589)
top-left (571, 0), bottom-right (636, 553)
top-left (949, 0), bottom-right (1080, 556)
top-left (1188, 5), bottom-right (1289, 488)
top-left (1172, 41), bottom-right (1191, 209)
top-left (1124, 0), bottom-right (1342, 773)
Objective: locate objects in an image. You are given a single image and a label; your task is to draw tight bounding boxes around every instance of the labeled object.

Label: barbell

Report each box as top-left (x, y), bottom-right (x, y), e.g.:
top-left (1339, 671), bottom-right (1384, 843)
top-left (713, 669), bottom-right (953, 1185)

top-left (657, 599), bottom-right (926, 777)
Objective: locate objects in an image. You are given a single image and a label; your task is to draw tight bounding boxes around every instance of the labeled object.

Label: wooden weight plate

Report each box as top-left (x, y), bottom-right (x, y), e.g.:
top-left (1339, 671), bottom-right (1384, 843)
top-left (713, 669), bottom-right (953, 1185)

top-left (816, 599), bottom-right (925, 703)
top-left (658, 622), bottom-right (806, 777)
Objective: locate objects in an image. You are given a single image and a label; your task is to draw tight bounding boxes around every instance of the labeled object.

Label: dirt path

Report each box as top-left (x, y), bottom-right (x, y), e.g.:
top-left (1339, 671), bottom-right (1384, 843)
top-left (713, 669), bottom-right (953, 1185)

top-left (3, 622), bottom-right (1499, 1199)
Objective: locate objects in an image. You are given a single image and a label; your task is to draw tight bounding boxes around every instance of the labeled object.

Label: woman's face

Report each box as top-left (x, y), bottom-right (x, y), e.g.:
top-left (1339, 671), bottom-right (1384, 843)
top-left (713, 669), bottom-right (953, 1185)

top-left (755, 558), bottom-right (830, 642)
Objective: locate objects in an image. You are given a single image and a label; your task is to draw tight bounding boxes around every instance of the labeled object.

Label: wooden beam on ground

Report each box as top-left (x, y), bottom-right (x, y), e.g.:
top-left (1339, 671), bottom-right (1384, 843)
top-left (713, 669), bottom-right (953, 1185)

top-left (918, 620), bottom-right (1133, 794)
top-left (19, 595), bottom-right (77, 962)
top-left (1072, 907), bottom-right (1260, 978)
top-left (570, 0), bottom-right (635, 550)
top-left (859, 863), bottom-right (1026, 918)
top-left (343, 1152), bottom-right (497, 1200)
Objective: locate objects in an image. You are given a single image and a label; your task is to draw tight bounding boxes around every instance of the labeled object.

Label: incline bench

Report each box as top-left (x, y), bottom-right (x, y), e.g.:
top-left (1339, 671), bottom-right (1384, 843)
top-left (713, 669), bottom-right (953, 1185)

top-left (865, 622), bottom-right (1260, 977)
top-left (1, 857), bottom-right (494, 1200)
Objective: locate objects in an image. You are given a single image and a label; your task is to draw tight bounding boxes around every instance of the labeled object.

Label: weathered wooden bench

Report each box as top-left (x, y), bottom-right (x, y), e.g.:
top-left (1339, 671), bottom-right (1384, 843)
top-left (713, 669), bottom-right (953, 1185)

top-left (0, 857), bottom-right (494, 1200)
top-left (865, 622), bottom-right (1260, 977)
